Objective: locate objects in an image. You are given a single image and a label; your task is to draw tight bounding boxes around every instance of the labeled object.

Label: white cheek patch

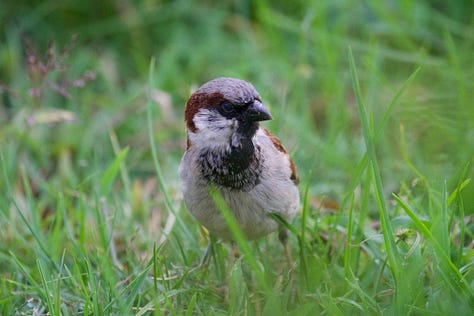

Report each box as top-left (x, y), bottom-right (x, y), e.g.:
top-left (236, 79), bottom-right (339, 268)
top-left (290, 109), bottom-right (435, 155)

top-left (190, 109), bottom-right (238, 149)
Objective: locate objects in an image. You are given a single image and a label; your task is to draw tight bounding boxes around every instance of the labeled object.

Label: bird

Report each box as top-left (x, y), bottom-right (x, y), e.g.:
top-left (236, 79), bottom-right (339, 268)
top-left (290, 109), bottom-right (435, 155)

top-left (178, 77), bottom-right (300, 264)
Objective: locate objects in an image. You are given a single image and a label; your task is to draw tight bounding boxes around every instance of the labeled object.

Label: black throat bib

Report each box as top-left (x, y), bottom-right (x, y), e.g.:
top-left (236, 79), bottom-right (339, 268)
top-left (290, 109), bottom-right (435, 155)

top-left (199, 125), bottom-right (263, 190)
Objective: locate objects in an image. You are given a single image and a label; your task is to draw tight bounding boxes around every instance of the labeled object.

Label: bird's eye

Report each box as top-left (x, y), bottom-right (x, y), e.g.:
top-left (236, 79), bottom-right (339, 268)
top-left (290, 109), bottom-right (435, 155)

top-left (220, 101), bottom-right (235, 114)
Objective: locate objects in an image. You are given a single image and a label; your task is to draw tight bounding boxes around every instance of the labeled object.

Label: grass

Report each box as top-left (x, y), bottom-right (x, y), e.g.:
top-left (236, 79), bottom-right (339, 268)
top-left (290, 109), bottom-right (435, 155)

top-left (1, 0), bottom-right (473, 315)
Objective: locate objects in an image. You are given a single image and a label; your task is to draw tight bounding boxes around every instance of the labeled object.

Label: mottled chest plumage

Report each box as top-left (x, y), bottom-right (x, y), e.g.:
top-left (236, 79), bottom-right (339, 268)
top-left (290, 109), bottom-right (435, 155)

top-left (198, 140), bottom-right (263, 191)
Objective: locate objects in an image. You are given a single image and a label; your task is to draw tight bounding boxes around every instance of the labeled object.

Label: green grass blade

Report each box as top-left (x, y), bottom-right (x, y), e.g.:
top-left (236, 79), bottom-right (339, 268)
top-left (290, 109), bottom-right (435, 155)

top-left (399, 124), bottom-right (426, 181)
top-left (338, 66), bottom-right (421, 214)
top-left (184, 293), bottom-right (198, 316)
top-left (376, 67), bottom-right (421, 142)
top-left (99, 147), bottom-right (128, 196)
top-left (109, 127), bottom-right (132, 203)
top-left (349, 47), bottom-right (399, 266)
top-left (343, 193), bottom-right (355, 278)
top-left (449, 162), bottom-right (471, 264)
top-left (349, 47), bottom-right (405, 310)
top-left (146, 57), bottom-right (174, 215)
top-left (9, 251), bottom-right (40, 289)
top-left (12, 199), bottom-right (59, 272)
top-left (37, 259), bottom-right (60, 316)
top-left (447, 178), bottom-right (471, 206)
top-left (121, 261), bottom-right (153, 313)
top-left (209, 188), bottom-right (270, 293)
top-left (146, 57), bottom-right (191, 241)
top-left (392, 193), bottom-right (473, 297)
top-left (299, 179), bottom-right (311, 280)
top-left (439, 181), bottom-right (450, 253)
top-left (0, 151), bottom-right (12, 200)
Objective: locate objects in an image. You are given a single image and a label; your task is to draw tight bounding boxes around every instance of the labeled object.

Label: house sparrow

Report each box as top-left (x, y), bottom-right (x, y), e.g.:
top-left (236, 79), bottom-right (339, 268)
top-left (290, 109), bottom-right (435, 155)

top-left (179, 77), bottom-right (300, 255)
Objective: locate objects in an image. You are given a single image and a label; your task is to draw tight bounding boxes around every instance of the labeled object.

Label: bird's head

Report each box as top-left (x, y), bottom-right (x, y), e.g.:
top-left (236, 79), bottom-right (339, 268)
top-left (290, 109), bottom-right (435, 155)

top-left (184, 77), bottom-right (272, 150)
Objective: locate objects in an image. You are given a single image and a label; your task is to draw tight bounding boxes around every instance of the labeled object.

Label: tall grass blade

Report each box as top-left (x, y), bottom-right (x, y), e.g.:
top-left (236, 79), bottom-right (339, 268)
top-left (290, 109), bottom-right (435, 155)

top-left (37, 259), bottom-right (59, 316)
top-left (338, 67), bottom-right (420, 213)
top-left (99, 147), bottom-right (128, 196)
top-left (146, 57), bottom-right (190, 241)
top-left (349, 47), bottom-right (405, 311)
top-left (343, 193), bottom-right (355, 278)
top-left (209, 188), bottom-right (270, 293)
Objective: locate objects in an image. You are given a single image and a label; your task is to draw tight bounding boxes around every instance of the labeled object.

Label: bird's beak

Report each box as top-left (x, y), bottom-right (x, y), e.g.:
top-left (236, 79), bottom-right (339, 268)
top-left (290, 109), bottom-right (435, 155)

top-left (246, 100), bottom-right (272, 122)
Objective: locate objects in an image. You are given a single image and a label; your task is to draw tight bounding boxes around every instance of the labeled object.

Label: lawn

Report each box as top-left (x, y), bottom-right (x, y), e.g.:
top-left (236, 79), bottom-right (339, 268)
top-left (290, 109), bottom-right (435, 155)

top-left (1, 1), bottom-right (473, 315)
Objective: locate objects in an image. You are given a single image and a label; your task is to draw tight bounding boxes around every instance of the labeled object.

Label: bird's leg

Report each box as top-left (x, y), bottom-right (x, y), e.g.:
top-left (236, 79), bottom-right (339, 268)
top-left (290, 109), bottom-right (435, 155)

top-left (278, 227), bottom-right (297, 304)
top-left (199, 239), bottom-right (214, 268)
top-left (226, 241), bottom-right (240, 280)
top-left (230, 240), bottom-right (241, 259)
top-left (218, 241), bottom-right (241, 301)
top-left (270, 213), bottom-right (294, 268)
top-left (278, 228), bottom-right (293, 268)
top-left (192, 234), bottom-right (218, 272)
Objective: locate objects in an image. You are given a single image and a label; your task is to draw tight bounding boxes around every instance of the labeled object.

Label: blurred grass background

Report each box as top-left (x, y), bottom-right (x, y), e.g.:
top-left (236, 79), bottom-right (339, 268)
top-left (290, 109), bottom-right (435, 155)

top-left (1, 0), bottom-right (473, 314)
